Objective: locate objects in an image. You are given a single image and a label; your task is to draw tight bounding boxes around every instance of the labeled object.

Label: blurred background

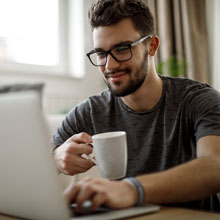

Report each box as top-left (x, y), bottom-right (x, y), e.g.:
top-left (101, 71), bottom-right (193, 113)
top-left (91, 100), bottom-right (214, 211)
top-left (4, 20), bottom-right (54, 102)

top-left (0, 0), bottom-right (219, 115)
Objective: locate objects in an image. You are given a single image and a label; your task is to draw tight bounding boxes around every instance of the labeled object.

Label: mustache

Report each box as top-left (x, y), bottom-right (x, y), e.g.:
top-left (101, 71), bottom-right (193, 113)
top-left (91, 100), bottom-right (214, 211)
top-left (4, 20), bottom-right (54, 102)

top-left (104, 68), bottom-right (131, 78)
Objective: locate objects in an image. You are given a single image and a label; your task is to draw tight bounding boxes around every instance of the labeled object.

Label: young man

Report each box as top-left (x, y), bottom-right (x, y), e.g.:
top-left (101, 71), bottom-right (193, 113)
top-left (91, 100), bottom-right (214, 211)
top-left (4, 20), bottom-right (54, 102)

top-left (53, 0), bottom-right (220, 212)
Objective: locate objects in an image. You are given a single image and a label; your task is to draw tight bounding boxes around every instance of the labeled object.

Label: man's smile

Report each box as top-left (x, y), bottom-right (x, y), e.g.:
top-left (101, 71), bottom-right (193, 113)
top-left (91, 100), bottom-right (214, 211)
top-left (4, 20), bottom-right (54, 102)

top-left (104, 68), bottom-right (131, 83)
top-left (108, 72), bottom-right (127, 82)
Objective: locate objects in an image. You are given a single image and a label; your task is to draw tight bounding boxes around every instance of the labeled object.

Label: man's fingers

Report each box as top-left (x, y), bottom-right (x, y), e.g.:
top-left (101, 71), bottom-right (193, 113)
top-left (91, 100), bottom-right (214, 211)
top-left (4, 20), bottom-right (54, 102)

top-left (72, 178), bottom-right (110, 212)
top-left (61, 157), bottom-right (95, 175)
top-left (65, 142), bottom-right (93, 155)
top-left (61, 163), bottom-right (93, 176)
top-left (74, 179), bottom-right (97, 209)
top-left (67, 156), bottom-right (95, 169)
top-left (64, 181), bottom-right (81, 204)
top-left (69, 132), bottom-right (92, 144)
top-left (54, 133), bottom-right (94, 175)
top-left (91, 191), bottom-right (108, 211)
top-left (70, 178), bottom-right (135, 210)
top-left (62, 147), bottom-right (95, 166)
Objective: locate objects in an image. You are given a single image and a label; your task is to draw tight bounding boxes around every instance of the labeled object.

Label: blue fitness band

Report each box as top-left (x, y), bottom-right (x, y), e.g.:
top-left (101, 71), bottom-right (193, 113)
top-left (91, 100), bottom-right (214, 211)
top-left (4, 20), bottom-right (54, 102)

top-left (123, 177), bottom-right (145, 206)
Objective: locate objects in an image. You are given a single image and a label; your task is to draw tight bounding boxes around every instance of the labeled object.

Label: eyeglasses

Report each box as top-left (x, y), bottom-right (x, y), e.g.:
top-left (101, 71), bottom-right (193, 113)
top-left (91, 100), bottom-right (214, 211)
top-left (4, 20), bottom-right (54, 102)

top-left (87, 35), bottom-right (153, 67)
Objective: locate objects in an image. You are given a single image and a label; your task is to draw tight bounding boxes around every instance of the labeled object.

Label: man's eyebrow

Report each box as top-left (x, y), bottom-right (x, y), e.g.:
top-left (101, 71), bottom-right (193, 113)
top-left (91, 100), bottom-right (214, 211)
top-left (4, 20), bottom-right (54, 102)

top-left (93, 40), bottom-right (133, 52)
top-left (112, 40), bottom-right (133, 48)
top-left (93, 47), bottom-right (104, 52)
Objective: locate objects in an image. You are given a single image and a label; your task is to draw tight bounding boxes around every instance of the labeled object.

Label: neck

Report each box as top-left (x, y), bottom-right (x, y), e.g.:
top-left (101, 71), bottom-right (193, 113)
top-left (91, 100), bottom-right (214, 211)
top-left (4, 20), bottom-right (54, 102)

top-left (121, 57), bottom-right (163, 112)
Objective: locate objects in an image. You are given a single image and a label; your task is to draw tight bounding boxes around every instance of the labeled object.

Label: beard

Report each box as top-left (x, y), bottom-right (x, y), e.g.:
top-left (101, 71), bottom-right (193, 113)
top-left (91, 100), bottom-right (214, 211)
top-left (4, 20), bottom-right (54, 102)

top-left (103, 51), bottom-right (149, 97)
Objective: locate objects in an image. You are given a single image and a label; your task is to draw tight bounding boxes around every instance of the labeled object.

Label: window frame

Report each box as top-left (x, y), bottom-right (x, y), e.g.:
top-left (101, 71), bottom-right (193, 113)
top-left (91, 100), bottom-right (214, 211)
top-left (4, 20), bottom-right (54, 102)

top-left (0, 0), bottom-right (85, 78)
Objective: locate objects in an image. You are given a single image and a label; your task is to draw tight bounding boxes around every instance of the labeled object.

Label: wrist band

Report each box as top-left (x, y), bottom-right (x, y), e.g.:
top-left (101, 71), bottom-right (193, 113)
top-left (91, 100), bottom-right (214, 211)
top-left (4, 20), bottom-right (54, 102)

top-left (123, 178), bottom-right (136, 191)
top-left (123, 177), bottom-right (145, 206)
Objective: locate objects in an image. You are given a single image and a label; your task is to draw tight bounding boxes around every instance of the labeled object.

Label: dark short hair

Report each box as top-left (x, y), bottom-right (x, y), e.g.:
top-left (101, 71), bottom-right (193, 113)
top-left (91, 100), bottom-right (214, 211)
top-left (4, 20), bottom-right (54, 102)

top-left (88, 0), bottom-right (155, 36)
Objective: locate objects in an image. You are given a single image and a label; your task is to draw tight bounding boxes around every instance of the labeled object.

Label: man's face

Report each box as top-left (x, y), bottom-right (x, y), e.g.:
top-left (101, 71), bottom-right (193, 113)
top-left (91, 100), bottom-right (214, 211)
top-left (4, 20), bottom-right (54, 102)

top-left (93, 18), bottom-right (149, 97)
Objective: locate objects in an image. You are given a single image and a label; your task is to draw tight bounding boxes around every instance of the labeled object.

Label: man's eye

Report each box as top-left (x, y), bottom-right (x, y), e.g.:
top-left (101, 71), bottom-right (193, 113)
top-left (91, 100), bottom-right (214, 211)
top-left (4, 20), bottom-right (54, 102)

top-left (115, 46), bottom-right (129, 53)
top-left (96, 52), bottom-right (106, 58)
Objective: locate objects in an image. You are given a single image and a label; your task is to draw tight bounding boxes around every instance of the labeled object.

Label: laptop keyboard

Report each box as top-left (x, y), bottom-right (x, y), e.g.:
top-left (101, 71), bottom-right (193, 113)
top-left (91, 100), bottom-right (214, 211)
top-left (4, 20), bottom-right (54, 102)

top-left (70, 201), bottom-right (114, 217)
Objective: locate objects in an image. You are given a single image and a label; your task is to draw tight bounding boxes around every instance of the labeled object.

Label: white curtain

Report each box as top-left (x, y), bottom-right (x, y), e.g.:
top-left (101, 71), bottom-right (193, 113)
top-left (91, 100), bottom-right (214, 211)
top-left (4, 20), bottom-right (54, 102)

top-left (146, 0), bottom-right (209, 83)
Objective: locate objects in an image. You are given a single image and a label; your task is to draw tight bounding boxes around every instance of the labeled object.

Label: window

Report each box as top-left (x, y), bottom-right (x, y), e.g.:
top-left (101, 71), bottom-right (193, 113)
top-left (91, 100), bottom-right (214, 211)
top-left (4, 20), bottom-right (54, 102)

top-left (0, 0), bottom-right (85, 78)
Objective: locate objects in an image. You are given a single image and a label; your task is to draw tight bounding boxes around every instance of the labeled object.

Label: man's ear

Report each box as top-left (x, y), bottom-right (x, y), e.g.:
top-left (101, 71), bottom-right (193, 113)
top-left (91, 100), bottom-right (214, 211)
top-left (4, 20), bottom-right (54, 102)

top-left (148, 35), bottom-right (160, 56)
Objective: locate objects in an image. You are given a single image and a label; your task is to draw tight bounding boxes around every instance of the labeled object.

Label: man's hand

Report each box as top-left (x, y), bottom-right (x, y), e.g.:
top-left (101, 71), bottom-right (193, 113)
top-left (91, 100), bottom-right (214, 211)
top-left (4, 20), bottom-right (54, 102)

top-left (53, 132), bottom-right (95, 175)
top-left (63, 177), bottom-right (137, 211)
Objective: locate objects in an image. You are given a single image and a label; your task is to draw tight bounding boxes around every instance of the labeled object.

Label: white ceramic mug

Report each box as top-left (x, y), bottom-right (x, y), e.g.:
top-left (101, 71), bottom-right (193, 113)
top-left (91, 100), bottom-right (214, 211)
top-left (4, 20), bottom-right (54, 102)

top-left (91, 131), bottom-right (127, 180)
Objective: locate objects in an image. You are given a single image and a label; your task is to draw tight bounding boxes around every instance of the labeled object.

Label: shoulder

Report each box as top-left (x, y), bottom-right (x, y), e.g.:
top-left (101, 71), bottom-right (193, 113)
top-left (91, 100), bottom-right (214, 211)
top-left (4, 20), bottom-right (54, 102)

top-left (161, 75), bottom-right (210, 90)
top-left (161, 76), bottom-right (220, 129)
top-left (160, 75), bottom-right (219, 100)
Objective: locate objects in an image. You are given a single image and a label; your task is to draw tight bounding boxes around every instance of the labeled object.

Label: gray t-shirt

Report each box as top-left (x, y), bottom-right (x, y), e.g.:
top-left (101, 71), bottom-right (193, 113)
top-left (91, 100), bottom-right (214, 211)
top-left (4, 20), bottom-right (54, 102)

top-left (52, 75), bottom-right (220, 211)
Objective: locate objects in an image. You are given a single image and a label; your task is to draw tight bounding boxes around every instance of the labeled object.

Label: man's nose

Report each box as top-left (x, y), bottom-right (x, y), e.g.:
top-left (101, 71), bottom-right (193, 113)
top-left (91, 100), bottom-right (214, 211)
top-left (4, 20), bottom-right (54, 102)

top-left (105, 54), bottom-right (120, 72)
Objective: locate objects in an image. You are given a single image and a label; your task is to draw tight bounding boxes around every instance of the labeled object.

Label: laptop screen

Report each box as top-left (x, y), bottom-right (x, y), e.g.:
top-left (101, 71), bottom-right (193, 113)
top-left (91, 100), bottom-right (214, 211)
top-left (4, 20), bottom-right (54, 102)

top-left (0, 91), bottom-right (70, 220)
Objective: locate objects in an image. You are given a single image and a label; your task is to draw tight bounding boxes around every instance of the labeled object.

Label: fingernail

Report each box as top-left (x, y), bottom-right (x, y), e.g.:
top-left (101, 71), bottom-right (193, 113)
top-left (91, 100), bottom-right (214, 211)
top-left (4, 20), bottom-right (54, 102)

top-left (88, 143), bottom-right (93, 148)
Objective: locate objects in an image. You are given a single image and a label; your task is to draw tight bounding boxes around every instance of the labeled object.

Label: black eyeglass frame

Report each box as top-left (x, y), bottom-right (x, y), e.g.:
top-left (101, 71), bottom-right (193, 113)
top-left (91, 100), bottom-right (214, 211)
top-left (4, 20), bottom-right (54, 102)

top-left (87, 35), bottom-right (153, 67)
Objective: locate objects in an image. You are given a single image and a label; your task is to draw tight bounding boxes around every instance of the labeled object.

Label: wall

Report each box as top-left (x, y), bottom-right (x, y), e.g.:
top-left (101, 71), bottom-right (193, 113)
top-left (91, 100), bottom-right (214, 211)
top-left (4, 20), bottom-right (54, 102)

top-left (0, 0), bottom-right (105, 114)
top-left (0, 69), bottom-right (104, 114)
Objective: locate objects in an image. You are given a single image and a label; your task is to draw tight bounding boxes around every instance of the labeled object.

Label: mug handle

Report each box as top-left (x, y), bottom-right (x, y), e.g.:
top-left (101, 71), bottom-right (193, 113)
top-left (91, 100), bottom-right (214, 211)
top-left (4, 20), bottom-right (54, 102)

top-left (85, 154), bottom-right (97, 164)
top-left (82, 143), bottom-right (97, 164)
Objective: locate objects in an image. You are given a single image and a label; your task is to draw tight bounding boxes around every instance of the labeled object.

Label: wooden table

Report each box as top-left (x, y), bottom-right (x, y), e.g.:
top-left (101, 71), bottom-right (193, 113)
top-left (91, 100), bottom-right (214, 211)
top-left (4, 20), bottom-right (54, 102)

top-left (129, 206), bottom-right (220, 220)
top-left (0, 206), bottom-right (219, 220)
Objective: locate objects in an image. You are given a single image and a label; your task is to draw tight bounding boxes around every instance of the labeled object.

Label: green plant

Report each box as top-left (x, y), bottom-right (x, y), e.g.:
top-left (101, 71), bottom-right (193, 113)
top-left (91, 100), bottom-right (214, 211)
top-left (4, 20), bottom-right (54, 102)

top-left (156, 54), bottom-right (187, 77)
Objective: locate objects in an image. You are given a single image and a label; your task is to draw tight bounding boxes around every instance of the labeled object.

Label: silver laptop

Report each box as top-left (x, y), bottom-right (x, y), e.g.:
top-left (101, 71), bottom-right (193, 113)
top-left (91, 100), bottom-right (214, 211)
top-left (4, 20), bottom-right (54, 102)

top-left (0, 91), bottom-right (160, 220)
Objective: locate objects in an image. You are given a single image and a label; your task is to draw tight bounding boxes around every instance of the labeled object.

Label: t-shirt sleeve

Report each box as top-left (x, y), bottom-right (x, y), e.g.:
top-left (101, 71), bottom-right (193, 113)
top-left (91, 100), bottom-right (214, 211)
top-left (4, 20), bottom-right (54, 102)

top-left (51, 100), bottom-right (92, 148)
top-left (187, 86), bottom-right (220, 141)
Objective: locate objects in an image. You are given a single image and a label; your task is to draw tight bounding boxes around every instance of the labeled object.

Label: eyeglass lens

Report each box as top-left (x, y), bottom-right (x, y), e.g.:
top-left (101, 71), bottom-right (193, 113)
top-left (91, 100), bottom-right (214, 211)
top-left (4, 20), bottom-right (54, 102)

top-left (89, 45), bottom-right (132, 66)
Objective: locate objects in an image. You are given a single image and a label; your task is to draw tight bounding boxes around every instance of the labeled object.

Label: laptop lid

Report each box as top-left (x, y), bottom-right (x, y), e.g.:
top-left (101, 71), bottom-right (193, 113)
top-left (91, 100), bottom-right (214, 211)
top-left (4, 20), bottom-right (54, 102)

top-left (0, 91), bottom-right (70, 220)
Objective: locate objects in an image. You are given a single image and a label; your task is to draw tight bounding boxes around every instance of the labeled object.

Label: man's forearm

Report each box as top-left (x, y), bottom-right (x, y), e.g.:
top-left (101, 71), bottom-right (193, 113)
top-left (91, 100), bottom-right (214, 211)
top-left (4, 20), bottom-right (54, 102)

top-left (137, 155), bottom-right (220, 204)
